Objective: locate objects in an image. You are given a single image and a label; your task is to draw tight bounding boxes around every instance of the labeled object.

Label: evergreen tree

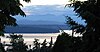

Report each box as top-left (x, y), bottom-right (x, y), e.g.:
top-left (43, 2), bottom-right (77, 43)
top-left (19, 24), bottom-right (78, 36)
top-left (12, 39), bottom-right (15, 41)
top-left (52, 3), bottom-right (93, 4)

top-left (52, 33), bottom-right (74, 52)
top-left (41, 39), bottom-right (48, 52)
top-left (65, 0), bottom-right (100, 52)
top-left (68, 0), bottom-right (100, 34)
top-left (53, 0), bottom-right (100, 52)
top-left (0, 0), bottom-right (30, 36)
top-left (7, 33), bottom-right (28, 52)
top-left (33, 38), bottom-right (40, 52)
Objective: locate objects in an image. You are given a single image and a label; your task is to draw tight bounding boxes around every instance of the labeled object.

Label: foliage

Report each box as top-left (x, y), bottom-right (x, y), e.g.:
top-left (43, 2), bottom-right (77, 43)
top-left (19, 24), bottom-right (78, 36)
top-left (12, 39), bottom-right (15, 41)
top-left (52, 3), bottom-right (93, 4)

top-left (67, 0), bottom-right (100, 34)
top-left (66, 16), bottom-right (85, 34)
top-left (53, 0), bottom-right (100, 52)
top-left (52, 32), bottom-right (82, 52)
top-left (0, 0), bottom-right (30, 36)
top-left (52, 33), bottom-right (73, 52)
top-left (0, 43), bottom-right (6, 52)
top-left (6, 33), bottom-right (28, 52)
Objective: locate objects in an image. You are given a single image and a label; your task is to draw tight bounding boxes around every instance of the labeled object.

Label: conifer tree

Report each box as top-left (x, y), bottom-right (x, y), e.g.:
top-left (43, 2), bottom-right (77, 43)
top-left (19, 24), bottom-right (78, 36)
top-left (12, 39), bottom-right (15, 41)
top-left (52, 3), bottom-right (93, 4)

top-left (66, 0), bottom-right (100, 52)
top-left (53, 0), bottom-right (100, 52)
top-left (0, 0), bottom-right (30, 36)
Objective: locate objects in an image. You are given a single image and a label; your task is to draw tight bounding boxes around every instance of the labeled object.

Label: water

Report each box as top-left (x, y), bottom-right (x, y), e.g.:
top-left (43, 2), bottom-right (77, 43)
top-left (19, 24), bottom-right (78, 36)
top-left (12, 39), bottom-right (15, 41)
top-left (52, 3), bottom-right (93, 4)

top-left (5, 25), bottom-right (70, 33)
top-left (3, 25), bottom-right (70, 45)
top-left (0, 30), bottom-right (82, 46)
top-left (0, 33), bottom-right (60, 45)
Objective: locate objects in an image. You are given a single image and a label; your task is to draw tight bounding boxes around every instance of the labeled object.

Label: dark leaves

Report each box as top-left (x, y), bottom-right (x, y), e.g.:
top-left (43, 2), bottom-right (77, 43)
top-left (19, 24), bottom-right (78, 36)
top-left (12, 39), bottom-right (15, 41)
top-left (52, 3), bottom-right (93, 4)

top-left (23, 0), bottom-right (31, 3)
top-left (0, 0), bottom-right (31, 36)
top-left (66, 16), bottom-right (85, 34)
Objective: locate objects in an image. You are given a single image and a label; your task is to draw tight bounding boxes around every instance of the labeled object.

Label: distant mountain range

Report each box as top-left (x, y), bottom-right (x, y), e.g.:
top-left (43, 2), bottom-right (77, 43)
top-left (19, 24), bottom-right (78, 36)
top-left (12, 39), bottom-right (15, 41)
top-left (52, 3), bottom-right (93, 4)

top-left (17, 19), bottom-right (65, 25)
top-left (5, 5), bottom-right (85, 33)
top-left (5, 25), bottom-right (70, 33)
top-left (15, 5), bottom-right (69, 25)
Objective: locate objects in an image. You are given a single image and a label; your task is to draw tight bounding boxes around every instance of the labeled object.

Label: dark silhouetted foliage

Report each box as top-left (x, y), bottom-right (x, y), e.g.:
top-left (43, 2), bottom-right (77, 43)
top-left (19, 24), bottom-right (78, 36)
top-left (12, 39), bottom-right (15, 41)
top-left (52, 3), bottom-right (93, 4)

top-left (53, 0), bottom-right (100, 52)
top-left (0, 0), bottom-right (30, 36)
top-left (68, 0), bottom-right (100, 52)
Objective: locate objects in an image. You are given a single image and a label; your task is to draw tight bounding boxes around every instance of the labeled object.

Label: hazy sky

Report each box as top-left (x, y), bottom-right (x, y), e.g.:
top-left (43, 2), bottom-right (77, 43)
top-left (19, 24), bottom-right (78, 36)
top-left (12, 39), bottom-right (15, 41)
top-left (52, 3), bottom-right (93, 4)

top-left (21, 0), bottom-right (87, 6)
top-left (21, 0), bottom-right (68, 6)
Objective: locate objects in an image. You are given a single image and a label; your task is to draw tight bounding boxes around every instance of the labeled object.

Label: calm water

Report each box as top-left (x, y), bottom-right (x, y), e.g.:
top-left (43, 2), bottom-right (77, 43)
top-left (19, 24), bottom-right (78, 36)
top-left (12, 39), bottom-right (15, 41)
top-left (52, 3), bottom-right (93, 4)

top-left (3, 25), bottom-right (69, 45)
top-left (0, 30), bottom-right (81, 46)
top-left (5, 25), bottom-right (69, 33)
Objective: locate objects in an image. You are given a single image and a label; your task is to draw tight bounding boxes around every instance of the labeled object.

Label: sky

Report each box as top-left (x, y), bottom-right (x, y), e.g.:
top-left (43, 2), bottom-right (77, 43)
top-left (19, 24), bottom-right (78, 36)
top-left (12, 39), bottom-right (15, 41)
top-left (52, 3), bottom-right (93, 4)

top-left (21, 0), bottom-right (68, 6)
top-left (21, 0), bottom-right (87, 6)
top-left (16, 0), bottom-right (86, 25)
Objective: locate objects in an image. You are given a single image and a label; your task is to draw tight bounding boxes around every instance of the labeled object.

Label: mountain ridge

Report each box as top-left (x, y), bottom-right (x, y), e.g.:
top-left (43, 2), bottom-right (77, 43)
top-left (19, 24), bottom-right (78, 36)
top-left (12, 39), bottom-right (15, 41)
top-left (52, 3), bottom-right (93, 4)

top-left (17, 19), bottom-right (66, 25)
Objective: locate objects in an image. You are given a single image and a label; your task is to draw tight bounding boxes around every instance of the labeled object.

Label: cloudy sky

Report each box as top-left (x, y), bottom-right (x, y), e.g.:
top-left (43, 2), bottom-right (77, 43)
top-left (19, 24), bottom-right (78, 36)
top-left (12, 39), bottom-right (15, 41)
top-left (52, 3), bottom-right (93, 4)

top-left (15, 0), bottom-right (86, 25)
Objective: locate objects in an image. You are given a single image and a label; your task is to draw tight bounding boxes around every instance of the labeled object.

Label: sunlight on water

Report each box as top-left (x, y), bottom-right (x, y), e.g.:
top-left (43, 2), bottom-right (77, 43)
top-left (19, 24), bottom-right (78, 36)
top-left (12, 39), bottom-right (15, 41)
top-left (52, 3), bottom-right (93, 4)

top-left (0, 33), bottom-right (60, 45)
top-left (0, 30), bottom-right (82, 45)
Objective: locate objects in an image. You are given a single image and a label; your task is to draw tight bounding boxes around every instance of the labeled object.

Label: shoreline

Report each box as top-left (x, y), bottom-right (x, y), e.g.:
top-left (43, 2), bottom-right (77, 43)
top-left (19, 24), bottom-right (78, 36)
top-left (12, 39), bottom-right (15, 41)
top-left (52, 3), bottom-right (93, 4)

top-left (0, 33), bottom-right (59, 45)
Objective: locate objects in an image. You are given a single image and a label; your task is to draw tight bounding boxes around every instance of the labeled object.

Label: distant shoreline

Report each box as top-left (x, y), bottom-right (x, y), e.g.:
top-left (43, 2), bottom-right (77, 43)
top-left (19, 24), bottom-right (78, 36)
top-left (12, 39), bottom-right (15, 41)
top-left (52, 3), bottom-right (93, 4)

top-left (1, 33), bottom-right (59, 45)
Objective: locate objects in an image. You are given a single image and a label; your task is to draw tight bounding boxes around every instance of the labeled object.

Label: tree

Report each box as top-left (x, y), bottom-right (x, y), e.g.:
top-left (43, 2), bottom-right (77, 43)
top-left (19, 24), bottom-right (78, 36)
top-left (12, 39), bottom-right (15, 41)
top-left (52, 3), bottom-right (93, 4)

top-left (33, 38), bottom-right (41, 52)
top-left (52, 32), bottom-right (73, 52)
top-left (0, 0), bottom-right (30, 36)
top-left (40, 39), bottom-right (48, 52)
top-left (65, 0), bottom-right (100, 52)
top-left (53, 0), bottom-right (100, 52)
top-left (6, 33), bottom-right (28, 52)
top-left (67, 0), bottom-right (100, 34)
